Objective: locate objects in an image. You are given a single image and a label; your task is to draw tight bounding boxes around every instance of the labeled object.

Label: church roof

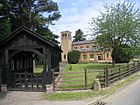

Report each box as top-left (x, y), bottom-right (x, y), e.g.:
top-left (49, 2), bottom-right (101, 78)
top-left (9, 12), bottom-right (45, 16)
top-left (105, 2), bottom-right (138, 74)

top-left (78, 47), bottom-right (110, 52)
top-left (78, 47), bottom-right (101, 52)
top-left (72, 40), bottom-right (93, 45)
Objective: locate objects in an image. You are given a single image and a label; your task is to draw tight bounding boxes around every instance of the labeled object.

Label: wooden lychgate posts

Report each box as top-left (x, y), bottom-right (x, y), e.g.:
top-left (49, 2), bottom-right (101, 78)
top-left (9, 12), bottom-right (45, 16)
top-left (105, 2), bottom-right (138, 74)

top-left (52, 69), bottom-right (55, 91)
top-left (0, 26), bottom-right (62, 92)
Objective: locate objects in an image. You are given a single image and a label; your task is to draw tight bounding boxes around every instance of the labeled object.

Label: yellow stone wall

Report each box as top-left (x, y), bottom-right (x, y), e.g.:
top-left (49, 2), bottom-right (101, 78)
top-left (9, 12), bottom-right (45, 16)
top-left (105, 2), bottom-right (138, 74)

top-left (61, 31), bottom-right (72, 62)
top-left (61, 31), bottom-right (112, 63)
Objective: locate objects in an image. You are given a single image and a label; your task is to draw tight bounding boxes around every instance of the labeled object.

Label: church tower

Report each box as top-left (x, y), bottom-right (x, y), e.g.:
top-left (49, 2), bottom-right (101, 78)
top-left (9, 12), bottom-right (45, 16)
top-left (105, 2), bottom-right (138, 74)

top-left (61, 31), bottom-right (72, 62)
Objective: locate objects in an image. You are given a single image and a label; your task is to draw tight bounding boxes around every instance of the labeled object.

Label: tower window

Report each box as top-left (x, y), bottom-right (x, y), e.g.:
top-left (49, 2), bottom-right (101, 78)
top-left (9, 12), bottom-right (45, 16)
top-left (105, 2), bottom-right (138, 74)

top-left (62, 34), bottom-right (65, 37)
top-left (107, 53), bottom-right (109, 58)
top-left (64, 54), bottom-right (66, 60)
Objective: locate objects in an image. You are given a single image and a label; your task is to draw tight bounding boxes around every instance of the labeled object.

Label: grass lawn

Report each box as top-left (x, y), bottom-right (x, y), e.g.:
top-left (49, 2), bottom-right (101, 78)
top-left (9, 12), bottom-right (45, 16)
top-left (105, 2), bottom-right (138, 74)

top-left (45, 70), bottom-right (140, 100)
top-left (57, 63), bottom-right (126, 90)
top-left (34, 65), bottom-right (43, 73)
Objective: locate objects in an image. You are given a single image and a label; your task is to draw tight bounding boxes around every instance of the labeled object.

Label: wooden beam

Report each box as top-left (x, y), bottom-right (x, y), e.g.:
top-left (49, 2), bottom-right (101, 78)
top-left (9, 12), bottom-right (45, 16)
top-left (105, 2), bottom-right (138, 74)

top-left (47, 48), bottom-right (52, 84)
top-left (5, 49), bottom-right (10, 85)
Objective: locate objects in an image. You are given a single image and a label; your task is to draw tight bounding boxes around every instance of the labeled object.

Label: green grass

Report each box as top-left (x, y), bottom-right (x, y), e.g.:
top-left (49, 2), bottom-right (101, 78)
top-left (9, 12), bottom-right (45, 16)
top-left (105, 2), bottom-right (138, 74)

top-left (45, 90), bottom-right (106, 100)
top-left (45, 71), bottom-right (140, 100)
top-left (34, 65), bottom-right (43, 73)
top-left (58, 63), bottom-right (126, 90)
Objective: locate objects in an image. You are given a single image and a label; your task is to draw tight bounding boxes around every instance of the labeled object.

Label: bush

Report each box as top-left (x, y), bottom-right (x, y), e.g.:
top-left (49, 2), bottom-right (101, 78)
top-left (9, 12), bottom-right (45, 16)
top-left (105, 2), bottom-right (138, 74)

top-left (115, 47), bottom-right (133, 63)
top-left (67, 50), bottom-right (80, 64)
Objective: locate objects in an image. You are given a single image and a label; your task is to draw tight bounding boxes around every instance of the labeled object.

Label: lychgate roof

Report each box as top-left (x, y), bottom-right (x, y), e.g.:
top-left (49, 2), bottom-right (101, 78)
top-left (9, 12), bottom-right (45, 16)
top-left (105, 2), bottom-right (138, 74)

top-left (0, 26), bottom-right (61, 51)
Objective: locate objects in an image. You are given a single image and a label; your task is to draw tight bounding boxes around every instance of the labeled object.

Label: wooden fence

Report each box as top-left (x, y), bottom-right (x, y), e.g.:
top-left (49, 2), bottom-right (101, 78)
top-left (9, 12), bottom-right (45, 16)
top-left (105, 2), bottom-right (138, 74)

top-left (52, 69), bottom-right (103, 91)
top-left (52, 61), bottom-right (140, 91)
top-left (97, 61), bottom-right (140, 88)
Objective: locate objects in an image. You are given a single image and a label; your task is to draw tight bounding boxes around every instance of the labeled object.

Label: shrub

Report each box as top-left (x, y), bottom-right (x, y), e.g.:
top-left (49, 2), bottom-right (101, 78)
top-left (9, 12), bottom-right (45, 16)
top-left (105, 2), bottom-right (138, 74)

top-left (115, 47), bottom-right (133, 63)
top-left (67, 50), bottom-right (80, 64)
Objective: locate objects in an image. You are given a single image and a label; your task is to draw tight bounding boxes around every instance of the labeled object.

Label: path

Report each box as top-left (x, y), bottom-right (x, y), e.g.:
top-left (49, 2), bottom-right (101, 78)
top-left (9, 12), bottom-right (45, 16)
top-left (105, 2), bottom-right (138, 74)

top-left (102, 77), bottom-right (140, 105)
top-left (0, 91), bottom-right (104, 105)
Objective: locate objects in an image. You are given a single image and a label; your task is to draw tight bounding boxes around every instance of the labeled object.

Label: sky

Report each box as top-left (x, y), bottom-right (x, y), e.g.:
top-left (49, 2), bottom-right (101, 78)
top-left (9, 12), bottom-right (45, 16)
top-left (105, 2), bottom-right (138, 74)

top-left (49, 0), bottom-right (140, 41)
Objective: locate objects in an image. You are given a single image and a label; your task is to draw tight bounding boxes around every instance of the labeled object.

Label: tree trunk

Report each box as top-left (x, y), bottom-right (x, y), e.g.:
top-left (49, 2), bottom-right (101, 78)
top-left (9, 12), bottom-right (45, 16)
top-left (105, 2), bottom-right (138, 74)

top-left (112, 59), bottom-right (115, 67)
top-left (112, 48), bottom-right (117, 67)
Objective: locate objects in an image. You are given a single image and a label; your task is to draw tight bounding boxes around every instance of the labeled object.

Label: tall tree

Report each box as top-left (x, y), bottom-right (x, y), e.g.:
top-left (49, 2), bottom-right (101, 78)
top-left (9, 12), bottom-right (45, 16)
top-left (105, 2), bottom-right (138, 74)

top-left (36, 26), bottom-right (59, 43)
top-left (0, 0), bottom-right (61, 42)
top-left (0, 0), bottom-right (11, 42)
top-left (0, 3), bottom-right (2, 8)
top-left (90, 2), bottom-right (140, 66)
top-left (0, 18), bottom-right (11, 42)
top-left (73, 29), bottom-right (86, 42)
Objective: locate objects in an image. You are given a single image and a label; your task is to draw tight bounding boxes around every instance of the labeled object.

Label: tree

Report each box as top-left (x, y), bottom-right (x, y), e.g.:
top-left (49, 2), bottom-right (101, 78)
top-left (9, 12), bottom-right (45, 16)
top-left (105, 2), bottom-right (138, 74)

top-left (73, 29), bottom-right (86, 42)
top-left (36, 26), bottom-right (59, 43)
top-left (90, 2), bottom-right (140, 66)
top-left (67, 50), bottom-right (80, 64)
top-left (115, 46), bottom-right (133, 63)
top-left (0, 17), bottom-right (11, 42)
top-left (0, 3), bottom-right (2, 9)
top-left (0, 0), bottom-right (61, 42)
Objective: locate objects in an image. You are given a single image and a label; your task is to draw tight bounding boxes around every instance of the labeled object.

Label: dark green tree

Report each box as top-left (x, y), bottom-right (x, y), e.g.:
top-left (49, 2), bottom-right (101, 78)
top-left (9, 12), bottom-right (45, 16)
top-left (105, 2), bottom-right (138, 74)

top-left (67, 50), bottom-right (80, 64)
top-left (91, 2), bottom-right (140, 66)
top-left (0, 3), bottom-right (2, 8)
top-left (36, 26), bottom-right (59, 43)
top-left (0, 0), bottom-right (61, 42)
top-left (0, 18), bottom-right (11, 42)
top-left (8, 0), bottom-right (61, 31)
top-left (73, 29), bottom-right (86, 42)
top-left (114, 46), bottom-right (133, 63)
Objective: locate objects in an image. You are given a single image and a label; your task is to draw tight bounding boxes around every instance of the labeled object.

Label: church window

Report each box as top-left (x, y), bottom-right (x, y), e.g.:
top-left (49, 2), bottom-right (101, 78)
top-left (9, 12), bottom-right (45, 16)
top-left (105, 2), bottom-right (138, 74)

top-left (83, 55), bottom-right (87, 59)
top-left (64, 54), bottom-right (66, 60)
top-left (90, 54), bottom-right (94, 58)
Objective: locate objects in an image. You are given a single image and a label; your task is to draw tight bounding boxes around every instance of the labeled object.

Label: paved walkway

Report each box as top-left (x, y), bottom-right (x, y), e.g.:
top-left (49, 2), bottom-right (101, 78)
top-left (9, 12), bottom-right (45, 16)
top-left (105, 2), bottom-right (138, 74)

top-left (102, 77), bottom-right (140, 105)
top-left (0, 91), bottom-right (103, 105)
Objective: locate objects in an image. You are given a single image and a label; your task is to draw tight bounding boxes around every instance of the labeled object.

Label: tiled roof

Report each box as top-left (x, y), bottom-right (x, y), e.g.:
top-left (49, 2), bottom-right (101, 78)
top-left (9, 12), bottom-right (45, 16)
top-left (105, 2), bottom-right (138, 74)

top-left (78, 47), bottom-right (102, 52)
top-left (78, 47), bottom-right (110, 52)
top-left (72, 40), bottom-right (93, 45)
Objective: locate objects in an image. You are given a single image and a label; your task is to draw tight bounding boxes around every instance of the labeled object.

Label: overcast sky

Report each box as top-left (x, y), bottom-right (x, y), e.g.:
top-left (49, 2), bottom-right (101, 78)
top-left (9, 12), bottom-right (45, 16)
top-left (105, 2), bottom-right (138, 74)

top-left (49, 0), bottom-right (140, 41)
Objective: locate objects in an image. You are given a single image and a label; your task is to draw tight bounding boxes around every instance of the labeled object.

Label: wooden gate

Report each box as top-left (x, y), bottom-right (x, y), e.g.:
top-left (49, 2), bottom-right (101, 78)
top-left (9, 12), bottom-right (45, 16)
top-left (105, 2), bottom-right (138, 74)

top-left (10, 72), bottom-right (45, 92)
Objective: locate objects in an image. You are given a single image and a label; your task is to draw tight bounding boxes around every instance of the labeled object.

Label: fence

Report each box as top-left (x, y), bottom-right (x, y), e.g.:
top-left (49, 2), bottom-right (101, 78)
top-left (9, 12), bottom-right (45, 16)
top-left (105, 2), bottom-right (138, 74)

top-left (52, 61), bottom-right (140, 91)
top-left (97, 61), bottom-right (140, 88)
top-left (52, 69), bottom-right (103, 91)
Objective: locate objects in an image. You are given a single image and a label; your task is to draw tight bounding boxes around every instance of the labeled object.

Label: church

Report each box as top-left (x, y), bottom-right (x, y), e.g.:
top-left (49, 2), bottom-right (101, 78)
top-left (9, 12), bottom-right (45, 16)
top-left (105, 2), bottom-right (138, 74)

top-left (61, 31), bottom-right (112, 63)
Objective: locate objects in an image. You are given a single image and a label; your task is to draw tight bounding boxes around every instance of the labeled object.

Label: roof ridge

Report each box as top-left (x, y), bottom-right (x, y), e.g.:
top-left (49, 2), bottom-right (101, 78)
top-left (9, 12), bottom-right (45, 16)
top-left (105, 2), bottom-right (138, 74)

top-left (0, 25), bottom-right (59, 48)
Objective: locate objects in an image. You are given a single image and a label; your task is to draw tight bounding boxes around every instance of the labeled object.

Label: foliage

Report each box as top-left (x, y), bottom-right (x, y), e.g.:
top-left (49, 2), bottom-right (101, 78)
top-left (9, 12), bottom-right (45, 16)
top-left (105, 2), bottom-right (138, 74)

top-left (133, 47), bottom-right (140, 57)
top-left (73, 29), bottom-right (86, 42)
top-left (45, 63), bottom-right (135, 101)
top-left (90, 1), bottom-right (140, 65)
top-left (0, 3), bottom-right (2, 9)
top-left (0, 0), bottom-right (61, 42)
top-left (36, 26), bottom-right (59, 42)
top-left (0, 18), bottom-right (11, 42)
top-left (115, 47), bottom-right (133, 63)
top-left (67, 50), bottom-right (80, 64)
